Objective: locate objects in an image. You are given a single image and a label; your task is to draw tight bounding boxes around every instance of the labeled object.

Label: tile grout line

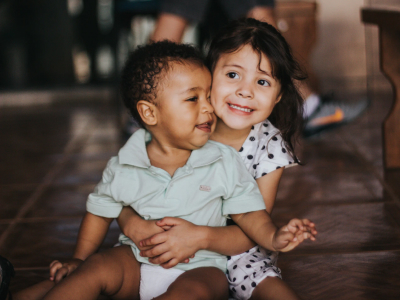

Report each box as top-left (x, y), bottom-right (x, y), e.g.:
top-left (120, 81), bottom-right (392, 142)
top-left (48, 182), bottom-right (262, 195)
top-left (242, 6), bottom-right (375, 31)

top-left (0, 120), bottom-right (94, 254)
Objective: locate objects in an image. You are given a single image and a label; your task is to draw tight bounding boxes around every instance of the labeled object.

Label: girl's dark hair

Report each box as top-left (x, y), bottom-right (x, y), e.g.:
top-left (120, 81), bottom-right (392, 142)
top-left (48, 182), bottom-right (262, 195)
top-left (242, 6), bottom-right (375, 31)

top-left (206, 18), bottom-right (306, 162)
top-left (121, 40), bottom-right (205, 127)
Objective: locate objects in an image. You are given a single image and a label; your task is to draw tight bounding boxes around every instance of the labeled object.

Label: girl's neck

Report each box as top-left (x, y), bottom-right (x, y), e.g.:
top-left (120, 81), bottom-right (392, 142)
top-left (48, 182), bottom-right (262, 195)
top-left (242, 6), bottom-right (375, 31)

top-left (210, 119), bottom-right (252, 151)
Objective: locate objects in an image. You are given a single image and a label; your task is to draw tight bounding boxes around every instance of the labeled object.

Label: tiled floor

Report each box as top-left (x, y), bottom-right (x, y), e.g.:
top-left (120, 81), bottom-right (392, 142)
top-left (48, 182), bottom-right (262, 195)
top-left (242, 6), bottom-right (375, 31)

top-left (1, 90), bottom-right (399, 299)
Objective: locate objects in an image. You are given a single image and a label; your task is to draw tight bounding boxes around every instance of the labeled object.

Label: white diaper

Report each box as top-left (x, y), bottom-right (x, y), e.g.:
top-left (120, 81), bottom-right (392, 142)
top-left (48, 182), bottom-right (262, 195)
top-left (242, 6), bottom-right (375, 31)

top-left (140, 264), bottom-right (185, 300)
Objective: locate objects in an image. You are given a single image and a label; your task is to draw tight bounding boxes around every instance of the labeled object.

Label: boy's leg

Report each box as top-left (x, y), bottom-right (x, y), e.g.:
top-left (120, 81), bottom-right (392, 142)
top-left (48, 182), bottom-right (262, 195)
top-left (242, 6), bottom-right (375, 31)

top-left (13, 280), bottom-right (55, 300)
top-left (250, 277), bottom-right (300, 300)
top-left (43, 245), bottom-right (140, 300)
top-left (154, 267), bottom-right (229, 300)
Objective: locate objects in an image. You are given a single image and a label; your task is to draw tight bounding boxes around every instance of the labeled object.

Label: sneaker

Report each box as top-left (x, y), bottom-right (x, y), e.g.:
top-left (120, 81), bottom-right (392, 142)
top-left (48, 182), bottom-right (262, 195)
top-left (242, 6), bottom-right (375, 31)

top-left (303, 94), bottom-right (370, 138)
top-left (0, 255), bottom-right (14, 300)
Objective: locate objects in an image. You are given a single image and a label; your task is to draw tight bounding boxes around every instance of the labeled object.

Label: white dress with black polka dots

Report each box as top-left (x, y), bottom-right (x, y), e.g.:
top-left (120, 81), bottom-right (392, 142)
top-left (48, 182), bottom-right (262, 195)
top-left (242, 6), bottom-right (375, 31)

top-left (227, 119), bottom-right (297, 300)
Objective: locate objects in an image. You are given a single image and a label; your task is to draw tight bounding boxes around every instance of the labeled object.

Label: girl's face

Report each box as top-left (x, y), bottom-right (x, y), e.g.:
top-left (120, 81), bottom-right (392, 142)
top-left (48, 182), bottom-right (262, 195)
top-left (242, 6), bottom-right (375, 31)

top-left (211, 44), bottom-right (282, 131)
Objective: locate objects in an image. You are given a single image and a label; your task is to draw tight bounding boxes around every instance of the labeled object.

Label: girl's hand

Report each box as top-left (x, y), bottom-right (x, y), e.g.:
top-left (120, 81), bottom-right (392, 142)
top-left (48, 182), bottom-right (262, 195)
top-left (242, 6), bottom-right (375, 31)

top-left (272, 218), bottom-right (317, 252)
top-left (139, 217), bottom-right (202, 269)
top-left (49, 258), bottom-right (83, 283)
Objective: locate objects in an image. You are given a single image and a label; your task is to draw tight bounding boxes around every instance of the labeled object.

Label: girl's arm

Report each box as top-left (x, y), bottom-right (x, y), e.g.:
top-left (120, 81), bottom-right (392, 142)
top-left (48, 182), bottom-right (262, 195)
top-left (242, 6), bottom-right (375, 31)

top-left (49, 212), bottom-right (113, 282)
top-left (256, 168), bottom-right (284, 214)
top-left (231, 210), bottom-right (316, 252)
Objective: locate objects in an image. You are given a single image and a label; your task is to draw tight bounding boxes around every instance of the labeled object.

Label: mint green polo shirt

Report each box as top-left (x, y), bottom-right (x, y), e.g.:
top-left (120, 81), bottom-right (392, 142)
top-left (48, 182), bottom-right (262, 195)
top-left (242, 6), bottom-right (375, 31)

top-left (87, 129), bottom-right (266, 272)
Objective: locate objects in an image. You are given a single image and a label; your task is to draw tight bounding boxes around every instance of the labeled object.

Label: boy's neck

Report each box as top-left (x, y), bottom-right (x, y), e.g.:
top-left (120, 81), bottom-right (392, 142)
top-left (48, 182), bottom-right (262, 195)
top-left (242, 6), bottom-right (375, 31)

top-left (146, 135), bottom-right (192, 177)
top-left (210, 119), bottom-right (252, 151)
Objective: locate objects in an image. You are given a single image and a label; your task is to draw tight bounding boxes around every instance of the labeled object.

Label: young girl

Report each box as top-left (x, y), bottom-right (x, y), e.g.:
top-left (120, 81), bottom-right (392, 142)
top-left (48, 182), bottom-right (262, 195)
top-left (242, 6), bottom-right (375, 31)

top-left (116, 18), bottom-right (315, 300)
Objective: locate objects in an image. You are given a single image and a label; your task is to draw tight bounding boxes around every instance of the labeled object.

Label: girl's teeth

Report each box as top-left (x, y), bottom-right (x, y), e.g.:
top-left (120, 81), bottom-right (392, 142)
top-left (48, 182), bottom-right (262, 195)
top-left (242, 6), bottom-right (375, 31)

top-left (228, 103), bottom-right (252, 112)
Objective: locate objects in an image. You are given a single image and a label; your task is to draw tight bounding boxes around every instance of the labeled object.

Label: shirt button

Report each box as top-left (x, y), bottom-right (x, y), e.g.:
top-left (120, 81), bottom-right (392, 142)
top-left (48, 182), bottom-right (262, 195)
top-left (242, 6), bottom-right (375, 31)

top-left (170, 183), bottom-right (174, 187)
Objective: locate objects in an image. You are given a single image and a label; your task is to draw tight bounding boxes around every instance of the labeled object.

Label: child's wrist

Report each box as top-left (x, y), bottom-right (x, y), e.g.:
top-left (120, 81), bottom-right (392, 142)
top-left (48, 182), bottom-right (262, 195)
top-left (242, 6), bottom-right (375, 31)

top-left (197, 226), bottom-right (210, 251)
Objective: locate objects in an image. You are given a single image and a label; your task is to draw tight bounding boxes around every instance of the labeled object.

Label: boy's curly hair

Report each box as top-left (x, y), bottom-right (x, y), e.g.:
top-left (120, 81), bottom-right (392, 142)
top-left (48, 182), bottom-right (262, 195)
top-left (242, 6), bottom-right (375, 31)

top-left (121, 40), bottom-right (205, 127)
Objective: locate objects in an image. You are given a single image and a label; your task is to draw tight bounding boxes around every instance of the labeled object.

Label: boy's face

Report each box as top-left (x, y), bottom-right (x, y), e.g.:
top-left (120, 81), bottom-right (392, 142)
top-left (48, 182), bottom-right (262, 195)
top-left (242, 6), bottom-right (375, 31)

top-left (210, 44), bottom-right (282, 131)
top-left (154, 62), bottom-right (215, 150)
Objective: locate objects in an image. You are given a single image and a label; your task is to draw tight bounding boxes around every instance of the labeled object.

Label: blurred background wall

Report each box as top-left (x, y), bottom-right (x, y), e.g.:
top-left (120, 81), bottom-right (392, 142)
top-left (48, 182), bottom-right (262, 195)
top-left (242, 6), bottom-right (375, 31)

top-left (0, 0), bottom-right (397, 99)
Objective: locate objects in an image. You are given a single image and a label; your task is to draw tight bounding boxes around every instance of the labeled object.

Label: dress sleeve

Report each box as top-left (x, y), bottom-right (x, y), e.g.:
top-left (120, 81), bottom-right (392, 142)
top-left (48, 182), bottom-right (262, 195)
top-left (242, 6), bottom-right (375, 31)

top-left (221, 150), bottom-right (266, 216)
top-left (255, 132), bottom-right (297, 179)
top-left (86, 157), bottom-right (124, 218)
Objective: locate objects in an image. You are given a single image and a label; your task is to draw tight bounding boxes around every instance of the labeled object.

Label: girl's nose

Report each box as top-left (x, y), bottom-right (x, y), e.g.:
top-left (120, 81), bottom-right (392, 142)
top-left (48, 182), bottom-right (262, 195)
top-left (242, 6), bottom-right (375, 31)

top-left (236, 81), bottom-right (254, 99)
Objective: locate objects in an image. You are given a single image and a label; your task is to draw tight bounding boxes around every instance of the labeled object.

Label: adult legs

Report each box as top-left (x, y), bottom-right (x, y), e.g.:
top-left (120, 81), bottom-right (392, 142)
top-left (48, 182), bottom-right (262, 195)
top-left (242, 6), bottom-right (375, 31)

top-left (250, 277), bottom-right (300, 300)
top-left (154, 267), bottom-right (229, 300)
top-left (41, 245), bottom-right (140, 300)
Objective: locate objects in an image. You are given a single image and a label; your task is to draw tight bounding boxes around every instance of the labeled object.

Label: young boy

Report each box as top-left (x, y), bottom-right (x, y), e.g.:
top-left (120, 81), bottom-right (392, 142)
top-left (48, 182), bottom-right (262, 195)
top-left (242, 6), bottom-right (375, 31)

top-left (7, 41), bottom-right (313, 300)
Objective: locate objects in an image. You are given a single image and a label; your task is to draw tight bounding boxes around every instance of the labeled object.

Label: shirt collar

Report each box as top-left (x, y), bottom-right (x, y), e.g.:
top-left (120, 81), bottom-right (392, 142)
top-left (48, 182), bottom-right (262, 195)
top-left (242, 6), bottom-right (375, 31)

top-left (118, 128), bottom-right (151, 168)
top-left (118, 129), bottom-right (223, 168)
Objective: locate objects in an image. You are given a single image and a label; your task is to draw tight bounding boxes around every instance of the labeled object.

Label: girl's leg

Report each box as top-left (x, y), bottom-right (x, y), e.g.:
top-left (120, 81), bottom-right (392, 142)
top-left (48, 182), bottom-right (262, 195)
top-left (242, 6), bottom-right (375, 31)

top-left (154, 267), bottom-right (229, 300)
top-left (43, 245), bottom-right (140, 300)
top-left (250, 277), bottom-right (300, 300)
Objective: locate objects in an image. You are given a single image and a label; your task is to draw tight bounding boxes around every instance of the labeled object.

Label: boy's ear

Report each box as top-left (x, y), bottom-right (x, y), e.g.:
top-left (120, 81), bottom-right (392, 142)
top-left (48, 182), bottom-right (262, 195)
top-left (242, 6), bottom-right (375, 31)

top-left (137, 100), bottom-right (158, 126)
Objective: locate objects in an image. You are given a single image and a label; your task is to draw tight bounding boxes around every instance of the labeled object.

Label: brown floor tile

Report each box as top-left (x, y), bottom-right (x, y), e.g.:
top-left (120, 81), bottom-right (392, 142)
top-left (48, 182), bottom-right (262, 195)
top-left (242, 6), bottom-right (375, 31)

top-left (278, 250), bottom-right (400, 300)
top-left (52, 158), bottom-right (109, 185)
top-left (277, 168), bottom-right (382, 205)
top-left (2, 220), bottom-right (121, 268)
top-left (0, 187), bottom-right (36, 219)
top-left (272, 202), bottom-right (400, 254)
top-left (25, 184), bottom-right (95, 218)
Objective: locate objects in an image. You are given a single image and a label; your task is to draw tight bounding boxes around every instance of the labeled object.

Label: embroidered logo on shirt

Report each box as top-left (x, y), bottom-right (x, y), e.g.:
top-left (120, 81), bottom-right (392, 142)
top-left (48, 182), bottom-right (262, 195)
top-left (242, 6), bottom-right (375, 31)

top-left (199, 185), bottom-right (211, 192)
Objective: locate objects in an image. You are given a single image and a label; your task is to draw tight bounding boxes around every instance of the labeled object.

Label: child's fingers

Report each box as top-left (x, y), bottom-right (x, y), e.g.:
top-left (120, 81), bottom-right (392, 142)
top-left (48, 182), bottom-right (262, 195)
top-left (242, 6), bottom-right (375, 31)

top-left (148, 251), bottom-right (174, 266)
top-left (301, 219), bottom-right (315, 228)
top-left (49, 261), bottom-right (63, 280)
top-left (156, 217), bottom-right (181, 228)
top-left (160, 258), bottom-right (180, 269)
top-left (54, 266), bottom-right (69, 283)
top-left (139, 232), bottom-right (168, 248)
top-left (286, 218), bottom-right (304, 233)
top-left (140, 243), bottom-right (169, 259)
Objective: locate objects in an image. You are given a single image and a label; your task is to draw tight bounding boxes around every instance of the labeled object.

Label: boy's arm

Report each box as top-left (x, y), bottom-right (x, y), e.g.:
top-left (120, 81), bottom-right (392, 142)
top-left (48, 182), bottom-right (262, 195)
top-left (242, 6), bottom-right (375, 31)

top-left (49, 212), bottom-right (113, 282)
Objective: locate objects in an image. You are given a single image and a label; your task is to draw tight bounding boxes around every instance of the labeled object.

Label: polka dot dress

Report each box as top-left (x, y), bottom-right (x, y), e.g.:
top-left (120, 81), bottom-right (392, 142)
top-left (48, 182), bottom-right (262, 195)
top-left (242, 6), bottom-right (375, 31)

top-left (227, 247), bottom-right (281, 300)
top-left (228, 119), bottom-right (297, 300)
top-left (238, 120), bottom-right (297, 180)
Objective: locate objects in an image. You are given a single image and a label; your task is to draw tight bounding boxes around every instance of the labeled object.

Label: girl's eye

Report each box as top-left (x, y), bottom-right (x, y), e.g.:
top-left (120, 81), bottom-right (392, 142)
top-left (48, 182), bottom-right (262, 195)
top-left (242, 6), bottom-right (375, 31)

top-left (227, 72), bottom-right (239, 79)
top-left (187, 97), bottom-right (198, 102)
top-left (258, 79), bottom-right (270, 87)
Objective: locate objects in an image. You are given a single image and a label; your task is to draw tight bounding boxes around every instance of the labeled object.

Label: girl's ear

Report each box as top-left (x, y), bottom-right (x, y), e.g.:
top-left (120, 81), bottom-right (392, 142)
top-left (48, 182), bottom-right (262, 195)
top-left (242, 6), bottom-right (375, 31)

top-left (137, 100), bottom-right (158, 126)
top-left (275, 93), bottom-right (282, 105)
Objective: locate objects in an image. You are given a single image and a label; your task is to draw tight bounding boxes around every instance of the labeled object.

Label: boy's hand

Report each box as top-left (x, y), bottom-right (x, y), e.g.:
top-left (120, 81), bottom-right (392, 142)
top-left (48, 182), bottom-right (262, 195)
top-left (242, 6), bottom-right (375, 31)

top-left (125, 219), bottom-right (166, 251)
top-left (273, 218), bottom-right (317, 252)
top-left (139, 217), bottom-right (201, 269)
top-left (49, 258), bottom-right (83, 283)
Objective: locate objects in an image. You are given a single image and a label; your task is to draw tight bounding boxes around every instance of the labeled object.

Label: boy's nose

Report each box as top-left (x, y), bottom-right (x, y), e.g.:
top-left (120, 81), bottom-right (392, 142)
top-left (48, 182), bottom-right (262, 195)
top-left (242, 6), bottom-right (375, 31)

top-left (202, 99), bottom-right (214, 114)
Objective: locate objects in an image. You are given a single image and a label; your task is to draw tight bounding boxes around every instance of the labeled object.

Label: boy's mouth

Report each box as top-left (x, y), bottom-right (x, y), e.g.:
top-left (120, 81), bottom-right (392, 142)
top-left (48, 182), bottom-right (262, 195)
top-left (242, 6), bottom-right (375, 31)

top-left (228, 103), bottom-right (254, 113)
top-left (196, 120), bottom-right (214, 133)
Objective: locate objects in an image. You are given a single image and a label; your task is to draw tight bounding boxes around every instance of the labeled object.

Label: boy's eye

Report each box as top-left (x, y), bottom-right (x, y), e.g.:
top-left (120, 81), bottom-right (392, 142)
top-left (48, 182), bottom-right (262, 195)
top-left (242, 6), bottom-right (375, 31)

top-left (187, 96), bottom-right (198, 102)
top-left (258, 79), bottom-right (270, 87)
top-left (227, 72), bottom-right (239, 79)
